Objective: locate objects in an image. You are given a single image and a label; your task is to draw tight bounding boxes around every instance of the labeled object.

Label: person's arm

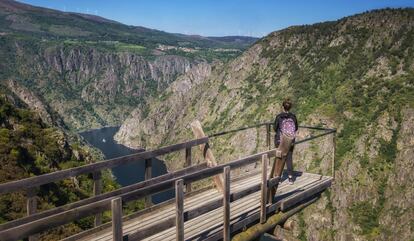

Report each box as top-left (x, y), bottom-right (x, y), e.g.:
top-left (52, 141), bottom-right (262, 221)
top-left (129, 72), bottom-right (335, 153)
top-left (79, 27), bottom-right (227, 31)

top-left (294, 115), bottom-right (299, 131)
top-left (273, 114), bottom-right (279, 132)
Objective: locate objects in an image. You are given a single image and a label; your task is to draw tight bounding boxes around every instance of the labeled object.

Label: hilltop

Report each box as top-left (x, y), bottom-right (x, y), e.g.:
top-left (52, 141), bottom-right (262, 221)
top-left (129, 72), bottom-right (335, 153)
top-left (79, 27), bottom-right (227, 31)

top-left (0, 0), bottom-right (257, 51)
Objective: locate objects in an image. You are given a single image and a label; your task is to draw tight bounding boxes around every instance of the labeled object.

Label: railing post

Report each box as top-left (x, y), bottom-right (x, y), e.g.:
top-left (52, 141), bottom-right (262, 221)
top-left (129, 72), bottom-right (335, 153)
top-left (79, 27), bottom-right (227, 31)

top-left (266, 123), bottom-right (271, 150)
top-left (223, 166), bottom-right (231, 241)
top-left (332, 132), bottom-right (336, 179)
top-left (185, 147), bottom-right (192, 192)
top-left (27, 188), bottom-right (39, 241)
top-left (111, 197), bottom-right (123, 241)
top-left (145, 158), bottom-right (153, 207)
top-left (260, 154), bottom-right (268, 224)
top-left (93, 171), bottom-right (103, 227)
top-left (175, 179), bottom-right (184, 241)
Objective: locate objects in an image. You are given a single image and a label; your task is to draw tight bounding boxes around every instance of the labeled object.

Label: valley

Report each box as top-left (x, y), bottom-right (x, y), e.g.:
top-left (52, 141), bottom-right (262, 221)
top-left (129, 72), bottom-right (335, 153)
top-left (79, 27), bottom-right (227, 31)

top-left (0, 1), bottom-right (413, 240)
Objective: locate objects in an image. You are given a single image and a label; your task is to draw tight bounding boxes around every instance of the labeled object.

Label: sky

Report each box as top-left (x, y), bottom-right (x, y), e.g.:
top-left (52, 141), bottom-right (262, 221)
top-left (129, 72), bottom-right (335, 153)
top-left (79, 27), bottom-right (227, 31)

top-left (18, 0), bottom-right (414, 37)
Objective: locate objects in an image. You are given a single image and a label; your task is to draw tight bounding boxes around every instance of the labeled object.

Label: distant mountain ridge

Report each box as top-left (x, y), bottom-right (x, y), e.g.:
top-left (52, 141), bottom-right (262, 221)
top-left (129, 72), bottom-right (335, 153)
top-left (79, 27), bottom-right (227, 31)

top-left (0, 0), bottom-right (257, 131)
top-left (1, 0), bottom-right (258, 49)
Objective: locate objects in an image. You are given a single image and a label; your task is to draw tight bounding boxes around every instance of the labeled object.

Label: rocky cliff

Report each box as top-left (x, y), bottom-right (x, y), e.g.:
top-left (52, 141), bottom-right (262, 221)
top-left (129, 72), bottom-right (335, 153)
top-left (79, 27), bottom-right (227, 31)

top-left (116, 9), bottom-right (414, 240)
top-left (0, 0), bottom-right (256, 131)
top-left (4, 40), bottom-right (203, 130)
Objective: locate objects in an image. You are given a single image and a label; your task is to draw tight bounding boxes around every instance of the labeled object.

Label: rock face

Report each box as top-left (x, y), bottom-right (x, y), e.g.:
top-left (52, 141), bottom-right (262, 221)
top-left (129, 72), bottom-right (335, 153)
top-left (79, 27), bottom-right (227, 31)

top-left (114, 61), bottom-right (213, 149)
top-left (4, 42), bottom-right (204, 130)
top-left (6, 79), bottom-right (54, 125)
top-left (116, 9), bottom-right (414, 240)
top-left (40, 48), bottom-right (194, 103)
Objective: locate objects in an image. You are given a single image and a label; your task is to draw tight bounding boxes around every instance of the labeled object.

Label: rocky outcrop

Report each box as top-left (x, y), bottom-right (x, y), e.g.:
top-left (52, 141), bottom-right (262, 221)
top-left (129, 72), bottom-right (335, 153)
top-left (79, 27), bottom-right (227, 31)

top-left (39, 47), bottom-right (195, 103)
top-left (114, 61), bottom-right (213, 150)
top-left (6, 79), bottom-right (54, 125)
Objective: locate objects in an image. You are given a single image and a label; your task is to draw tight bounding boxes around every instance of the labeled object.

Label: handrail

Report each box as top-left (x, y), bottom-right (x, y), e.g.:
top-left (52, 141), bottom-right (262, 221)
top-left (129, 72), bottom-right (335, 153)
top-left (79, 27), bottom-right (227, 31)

top-left (208, 121), bottom-right (336, 138)
top-left (208, 122), bottom-right (271, 138)
top-left (295, 129), bottom-right (336, 145)
top-left (0, 163), bottom-right (208, 232)
top-left (0, 121), bottom-right (336, 241)
top-left (0, 148), bottom-right (280, 241)
top-left (0, 122), bottom-right (334, 195)
top-left (0, 137), bottom-right (209, 195)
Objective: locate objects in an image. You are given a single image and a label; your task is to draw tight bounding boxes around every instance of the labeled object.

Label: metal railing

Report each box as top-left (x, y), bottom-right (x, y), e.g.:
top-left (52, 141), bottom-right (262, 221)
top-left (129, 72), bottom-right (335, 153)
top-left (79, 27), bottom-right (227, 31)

top-left (208, 121), bottom-right (337, 178)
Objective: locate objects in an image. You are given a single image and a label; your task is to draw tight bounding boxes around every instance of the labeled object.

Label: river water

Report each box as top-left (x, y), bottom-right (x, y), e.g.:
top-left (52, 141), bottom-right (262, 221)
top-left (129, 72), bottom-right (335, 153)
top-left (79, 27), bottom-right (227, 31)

top-left (80, 126), bottom-right (173, 203)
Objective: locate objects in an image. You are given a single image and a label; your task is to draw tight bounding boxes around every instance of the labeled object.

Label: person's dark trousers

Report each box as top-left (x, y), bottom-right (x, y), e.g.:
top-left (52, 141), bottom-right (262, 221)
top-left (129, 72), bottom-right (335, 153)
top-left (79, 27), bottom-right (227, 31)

top-left (285, 146), bottom-right (294, 177)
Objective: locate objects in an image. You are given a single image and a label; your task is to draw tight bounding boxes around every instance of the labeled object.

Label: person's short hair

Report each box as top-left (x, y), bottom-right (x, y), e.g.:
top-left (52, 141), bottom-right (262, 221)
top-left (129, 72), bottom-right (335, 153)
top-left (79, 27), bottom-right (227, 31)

top-left (282, 99), bottom-right (292, 111)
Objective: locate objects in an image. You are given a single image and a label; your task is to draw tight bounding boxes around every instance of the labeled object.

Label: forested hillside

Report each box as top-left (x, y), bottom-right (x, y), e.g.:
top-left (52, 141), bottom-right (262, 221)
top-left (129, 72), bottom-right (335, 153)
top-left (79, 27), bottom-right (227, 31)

top-left (0, 88), bottom-right (126, 240)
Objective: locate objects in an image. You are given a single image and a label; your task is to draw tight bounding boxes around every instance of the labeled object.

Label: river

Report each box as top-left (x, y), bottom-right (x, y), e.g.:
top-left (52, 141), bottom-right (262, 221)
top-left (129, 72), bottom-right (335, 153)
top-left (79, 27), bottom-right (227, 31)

top-left (80, 126), bottom-right (173, 204)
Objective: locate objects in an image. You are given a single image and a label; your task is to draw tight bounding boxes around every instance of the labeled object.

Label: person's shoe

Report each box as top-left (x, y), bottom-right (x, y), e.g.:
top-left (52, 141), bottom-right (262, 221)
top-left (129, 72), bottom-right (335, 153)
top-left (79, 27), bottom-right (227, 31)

top-left (288, 176), bottom-right (294, 185)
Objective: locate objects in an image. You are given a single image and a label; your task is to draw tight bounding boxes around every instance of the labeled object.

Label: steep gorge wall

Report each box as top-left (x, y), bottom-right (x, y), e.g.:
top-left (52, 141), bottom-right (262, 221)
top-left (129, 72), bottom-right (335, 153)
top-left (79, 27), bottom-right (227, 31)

top-left (1, 40), bottom-right (205, 130)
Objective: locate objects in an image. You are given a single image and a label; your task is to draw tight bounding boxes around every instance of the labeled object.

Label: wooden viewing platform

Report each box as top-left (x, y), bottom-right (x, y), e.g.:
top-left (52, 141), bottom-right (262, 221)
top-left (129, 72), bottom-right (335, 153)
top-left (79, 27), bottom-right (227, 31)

top-left (0, 122), bottom-right (336, 241)
top-left (68, 171), bottom-right (332, 241)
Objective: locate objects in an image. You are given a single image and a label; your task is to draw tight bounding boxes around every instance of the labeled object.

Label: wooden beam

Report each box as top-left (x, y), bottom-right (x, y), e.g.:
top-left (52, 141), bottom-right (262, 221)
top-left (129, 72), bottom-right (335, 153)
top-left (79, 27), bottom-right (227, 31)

top-left (0, 149), bottom-right (279, 240)
top-left (111, 198), bottom-right (123, 241)
top-left (126, 170), bottom-right (287, 241)
top-left (127, 176), bottom-right (263, 240)
top-left (0, 198), bottom-right (111, 241)
top-left (280, 178), bottom-right (332, 211)
top-left (185, 147), bottom-right (192, 192)
top-left (88, 173), bottom-right (326, 241)
top-left (175, 179), bottom-right (184, 241)
top-left (145, 159), bottom-right (153, 207)
top-left (190, 120), bottom-right (224, 193)
top-left (267, 177), bottom-right (281, 190)
top-left (92, 171), bottom-right (103, 227)
top-left (26, 189), bottom-right (37, 216)
top-left (196, 181), bottom-right (314, 241)
top-left (199, 177), bottom-right (327, 241)
top-left (260, 154), bottom-right (268, 224)
top-left (26, 189), bottom-right (38, 241)
top-left (223, 166), bottom-right (231, 241)
top-left (0, 163), bottom-right (208, 232)
top-left (0, 137), bottom-right (209, 195)
top-left (193, 190), bottom-right (320, 241)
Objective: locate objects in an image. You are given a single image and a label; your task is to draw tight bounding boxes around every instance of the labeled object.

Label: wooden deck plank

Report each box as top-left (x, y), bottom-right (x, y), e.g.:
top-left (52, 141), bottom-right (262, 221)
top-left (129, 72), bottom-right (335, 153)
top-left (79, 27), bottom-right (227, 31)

top-left (187, 181), bottom-right (326, 240)
top-left (121, 173), bottom-right (264, 233)
top-left (66, 171), bottom-right (329, 241)
top-left (92, 174), bottom-right (318, 241)
top-left (136, 184), bottom-right (266, 240)
top-left (183, 177), bottom-right (321, 240)
top-left (77, 172), bottom-right (264, 241)
top-left (104, 175), bottom-right (316, 241)
top-left (142, 175), bottom-right (319, 241)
